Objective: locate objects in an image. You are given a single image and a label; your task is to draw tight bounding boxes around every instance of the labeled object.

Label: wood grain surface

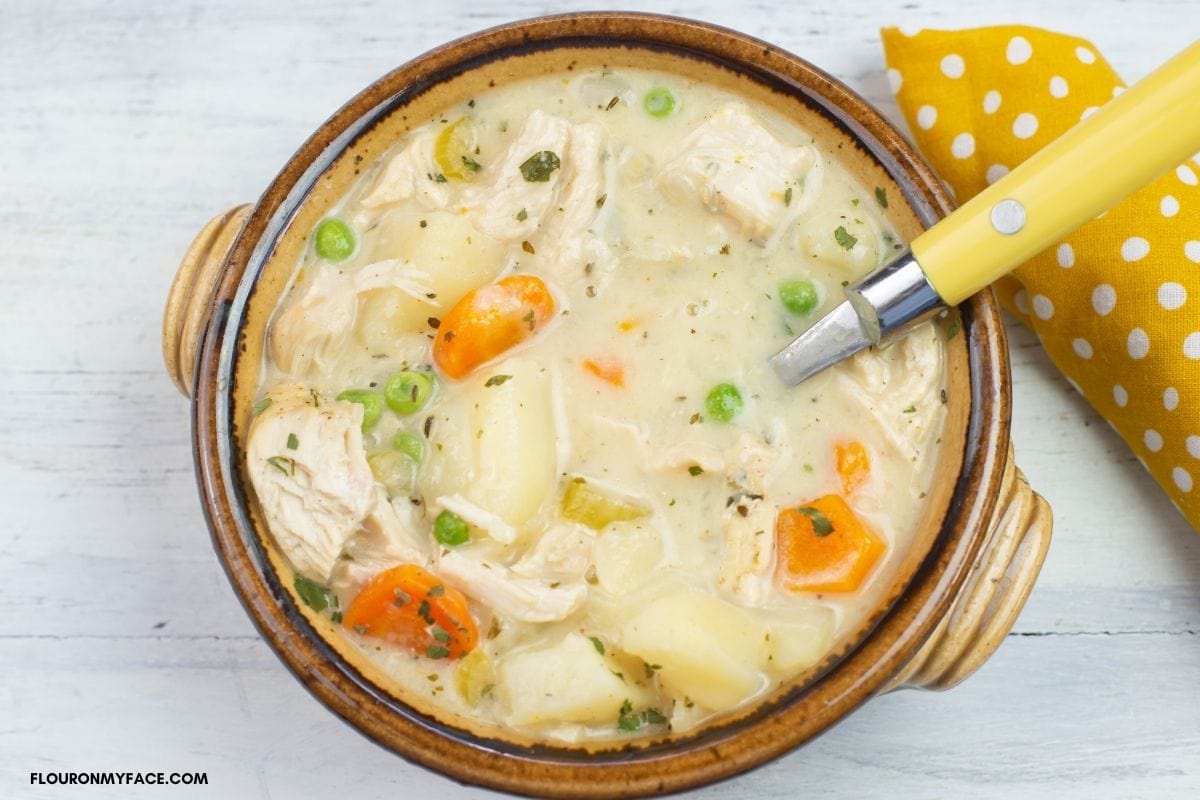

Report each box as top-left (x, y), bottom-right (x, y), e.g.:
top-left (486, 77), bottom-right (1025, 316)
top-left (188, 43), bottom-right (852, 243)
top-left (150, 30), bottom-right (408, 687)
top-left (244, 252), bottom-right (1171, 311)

top-left (2, 1), bottom-right (1198, 797)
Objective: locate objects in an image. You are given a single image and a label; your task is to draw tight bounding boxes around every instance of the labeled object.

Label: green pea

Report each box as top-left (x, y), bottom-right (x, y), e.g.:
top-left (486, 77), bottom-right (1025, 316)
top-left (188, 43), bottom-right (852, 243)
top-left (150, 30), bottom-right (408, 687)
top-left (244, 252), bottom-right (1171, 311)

top-left (392, 431), bottom-right (424, 463)
top-left (314, 218), bottom-right (355, 262)
top-left (433, 510), bottom-right (470, 547)
top-left (779, 279), bottom-right (820, 316)
top-left (705, 383), bottom-right (744, 423)
top-left (385, 370), bottom-right (435, 415)
top-left (336, 389), bottom-right (382, 430)
top-left (643, 87), bottom-right (677, 118)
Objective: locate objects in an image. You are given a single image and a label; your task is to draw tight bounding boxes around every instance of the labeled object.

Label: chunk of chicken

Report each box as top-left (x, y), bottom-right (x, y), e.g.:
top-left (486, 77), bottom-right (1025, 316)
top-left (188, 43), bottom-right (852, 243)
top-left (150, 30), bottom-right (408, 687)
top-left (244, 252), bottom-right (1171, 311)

top-left (329, 488), bottom-right (431, 603)
top-left (658, 104), bottom-right (815, 240)
top-left (838, 324), bottom-right (944, 456)
top-left (716, 433), bottom-right (783, 606)
top-left (246, 386), bottom-right (376, 582)
top-left (359, 130), bottom-right (451, 211)
top-left (534, 121), bottom-right (617, 278)
top-left (270, 259), bottom-right (436, 377)
top-left (437, 550), bottom-right (587, 623)
top-left (511, 522), bottom-right (594, 583)
top-left (461, 110), bottom-right (572, 241)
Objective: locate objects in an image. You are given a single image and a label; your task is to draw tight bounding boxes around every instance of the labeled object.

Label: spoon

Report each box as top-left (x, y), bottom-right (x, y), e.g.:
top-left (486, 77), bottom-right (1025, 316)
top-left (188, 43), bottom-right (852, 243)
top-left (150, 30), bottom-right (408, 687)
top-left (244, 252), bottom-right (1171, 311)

top-left (771, 39), bottom-right (1200, 386)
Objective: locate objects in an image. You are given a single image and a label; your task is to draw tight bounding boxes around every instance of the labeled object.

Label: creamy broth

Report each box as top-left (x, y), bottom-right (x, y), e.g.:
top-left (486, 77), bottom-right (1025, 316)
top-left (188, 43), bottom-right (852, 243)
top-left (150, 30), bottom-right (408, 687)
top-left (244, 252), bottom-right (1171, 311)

top-left (246, 67), bottom-right (945, 741)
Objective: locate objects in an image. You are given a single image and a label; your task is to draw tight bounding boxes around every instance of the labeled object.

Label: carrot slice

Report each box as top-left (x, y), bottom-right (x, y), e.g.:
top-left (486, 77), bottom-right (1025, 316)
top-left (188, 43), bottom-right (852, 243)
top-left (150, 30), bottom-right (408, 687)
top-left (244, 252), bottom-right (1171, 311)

top-left (433, 274), bottom-right (556, 379)
top-left (775, 495), bottom-right (885, 594)
top-left (582, 357), bottom-right (625, 387)
top-left (835, 441), bottom-right (870, 495)
top-left (343, 563), bottom-right (477, 659)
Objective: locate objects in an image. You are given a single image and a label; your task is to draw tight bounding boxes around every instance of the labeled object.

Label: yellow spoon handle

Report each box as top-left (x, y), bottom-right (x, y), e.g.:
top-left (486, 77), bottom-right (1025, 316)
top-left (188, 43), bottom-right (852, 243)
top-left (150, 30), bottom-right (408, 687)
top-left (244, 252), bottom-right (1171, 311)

top-left (911, 39), bottom-right (1200, 306)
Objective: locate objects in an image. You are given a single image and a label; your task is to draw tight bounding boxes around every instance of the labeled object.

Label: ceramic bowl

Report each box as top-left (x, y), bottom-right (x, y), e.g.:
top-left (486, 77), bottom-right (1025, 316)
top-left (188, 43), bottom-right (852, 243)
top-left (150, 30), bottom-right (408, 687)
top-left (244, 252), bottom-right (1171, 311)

top-left (162, 12), bottom-right (1051, 798)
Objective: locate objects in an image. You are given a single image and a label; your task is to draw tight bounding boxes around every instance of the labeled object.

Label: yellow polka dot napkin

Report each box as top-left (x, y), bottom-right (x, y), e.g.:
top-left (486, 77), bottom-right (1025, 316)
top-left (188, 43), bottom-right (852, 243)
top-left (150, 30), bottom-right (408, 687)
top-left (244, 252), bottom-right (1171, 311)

top-left (882, 26), bottom-right (1200, 530)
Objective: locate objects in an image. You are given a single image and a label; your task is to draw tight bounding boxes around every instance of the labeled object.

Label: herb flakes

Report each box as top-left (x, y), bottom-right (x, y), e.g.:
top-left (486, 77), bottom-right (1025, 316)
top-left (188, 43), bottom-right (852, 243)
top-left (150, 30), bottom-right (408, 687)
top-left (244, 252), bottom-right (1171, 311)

top-left (874, 186), bottom-right (889, 208)
top-left (485, 374), bottom-right (513, 387)
top-left (519, 150), bottom-right (561, 182)
top-left (834, 225), bottom-right (858, 250)
top-left (796, 505), bottom-right (835, 536)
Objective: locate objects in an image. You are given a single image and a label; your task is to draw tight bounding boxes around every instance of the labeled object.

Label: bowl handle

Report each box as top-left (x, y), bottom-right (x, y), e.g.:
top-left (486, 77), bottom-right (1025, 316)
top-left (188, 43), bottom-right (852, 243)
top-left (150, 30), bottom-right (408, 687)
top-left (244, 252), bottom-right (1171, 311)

top-left (886, 443), bottom-right (1052, 691)
top-left (163, 205), bottom-right (252, 398)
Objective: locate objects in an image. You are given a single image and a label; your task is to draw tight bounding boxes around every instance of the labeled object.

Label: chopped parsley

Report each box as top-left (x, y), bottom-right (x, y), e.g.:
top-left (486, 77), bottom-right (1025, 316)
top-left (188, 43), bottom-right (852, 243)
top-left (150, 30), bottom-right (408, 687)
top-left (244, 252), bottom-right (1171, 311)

top-left (834, 225), bottom-right (858, 250)
top-left (432, 173), bottom-right (448, 183)
top-left (428, 583), bottom-right (445, 597)
top-left (874, 186), bottom-right (889, 208)
top-left (783, 186), bottom-right (793, 206)
top-left (796, 505), bottom-right (835, 536)
top-left (688, 465), bottom-right (704, 477)
top-left (461, 155), bottom-right (482, 173)
top-left (286, 433), bottom-right (299, 450)
top-left (293, 574), bottom-right (337, 614)
top-left (417, 599), bottom-right (434, 624)
top-left (426, 645), bottom-right (450, 660)
top-left (946, 318), bottom-right (961, 340)
top-left (252, 397), bottom-right (272, 416)
top-left (903, 404), bottom-right (917, 413)
top-left (430, 625), bottom-right (452, 643)
top-left (617, 700), bottom-right (670, 732)
top-left (485, 374), bottom-right (513, 387)
top-left (266, 456), bottom-right (295, 476)
top-left (523, 309), bottom-right (536, 329)
top-left (643, 662), bottom-right (662, 679)
top-left (516, 208), bottom-right (528, 221)
top-left (589, 636), bottom-right (605, 655)
top-left (519, 150), bottom-right (561, 182)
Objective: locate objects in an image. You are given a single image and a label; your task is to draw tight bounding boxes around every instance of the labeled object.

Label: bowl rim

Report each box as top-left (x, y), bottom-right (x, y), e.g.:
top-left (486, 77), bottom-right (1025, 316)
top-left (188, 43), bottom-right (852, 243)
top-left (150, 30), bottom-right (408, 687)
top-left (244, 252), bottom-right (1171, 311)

top-left (189, 11), bottom-right (1010, 798)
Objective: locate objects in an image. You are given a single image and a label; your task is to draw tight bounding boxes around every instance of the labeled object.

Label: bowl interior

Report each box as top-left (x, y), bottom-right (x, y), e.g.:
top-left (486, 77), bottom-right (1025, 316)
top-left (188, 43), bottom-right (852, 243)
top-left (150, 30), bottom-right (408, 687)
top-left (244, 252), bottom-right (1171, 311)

top-left (195, 13), bottom-right (1001, 798)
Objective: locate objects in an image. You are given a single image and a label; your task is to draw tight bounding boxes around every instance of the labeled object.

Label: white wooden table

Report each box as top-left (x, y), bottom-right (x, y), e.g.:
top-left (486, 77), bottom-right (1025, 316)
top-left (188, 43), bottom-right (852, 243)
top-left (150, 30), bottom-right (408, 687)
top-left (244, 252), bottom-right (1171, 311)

top-left (3, 1), bottom-right (1198, 797)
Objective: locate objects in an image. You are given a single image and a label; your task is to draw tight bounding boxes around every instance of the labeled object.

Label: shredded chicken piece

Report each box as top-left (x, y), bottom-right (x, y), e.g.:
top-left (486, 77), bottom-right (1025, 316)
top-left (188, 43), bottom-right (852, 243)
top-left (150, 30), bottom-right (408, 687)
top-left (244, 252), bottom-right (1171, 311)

top-left (437, 550), bottom-right (587, 623)
top-left (716, 433), bottom-right (784, 606)
top-left (359, 130), bottom-right (451, 211)
top-left (511, 523), bottom-right (594, 582)
top-left (329, 489), bottom-right (431, 601)
top-left (269, 259), bottom-right (433, 377)
top-left (245, 385), bottom-right (376, 581)
top-left (838, 324), bottom-right (944, 456)
top-left (461, 110), bottom-right (572, 241)
top-left (658, 104), bottom-right (815, 240)
top-left (435, 493), bottom-right (517, 545)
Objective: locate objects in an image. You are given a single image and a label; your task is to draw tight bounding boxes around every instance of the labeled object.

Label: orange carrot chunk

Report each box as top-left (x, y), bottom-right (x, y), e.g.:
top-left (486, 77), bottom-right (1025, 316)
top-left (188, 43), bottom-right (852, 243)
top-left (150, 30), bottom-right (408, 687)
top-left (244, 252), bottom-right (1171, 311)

top-left (432, 274), bottom-right (556, 379)
top-left (775, 495), bottom-right (885, 594)
top-left (835, 441), bottom-right (871, 495)
top-left (582, 357), bottom-right (625, 387)
top-left (343, 563), bottom-right (478, 660)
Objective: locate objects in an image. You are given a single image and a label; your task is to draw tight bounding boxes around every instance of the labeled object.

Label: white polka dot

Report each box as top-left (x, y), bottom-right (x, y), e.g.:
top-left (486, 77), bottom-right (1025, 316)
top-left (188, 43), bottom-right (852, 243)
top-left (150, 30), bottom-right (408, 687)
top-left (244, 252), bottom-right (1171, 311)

top-left (1014, 289), bottom-right (1029, 315)
top-left (1112, 85), bottom-right (1125, 97)
top-left (1188, 435), bottom-right (1200, 459)
top-left (1161, 195), bottom-right (1180, 217)
top-left (1056, 243), bottom-right (1075, 267)
top-left (1092, 284), bottom-right (1116, 316)
top-left (1185, 241), bottom-right (1200, 263)
top-left (1006, 36), bottom-right (1033, 65)
top-left (1158, 282), bottom-right (1187, 310)
top-left (951, 133), bottom-right (975, 159)
top-left (916, 105), bottom-right (937, 129)
top-left (1113, 384), bottom-right (1129, 408)
top-left (1178, 165), bottom-right (1199, 186)
top-left (1049, 75), bottom-right (1069, 98)
top-left (1076, 46), bottom-right (1096, 64)
top-left (1164, 387), bottom-right (1180, 411)
top-left (1013, 113), bottom-right (1039, 139)
top-left (1032, 294), bottom-right (1054, 320)
top-left (1144, 429), bottom-right (1164, 452)
top-left (1080, 106), bottom-right (1099, 121)
top-left (1072, 338), bottom-right (1093, 358)
top-left (1174, 467), bottom-right (1193, 493)
top-left (898, 25), bottom-right (923, 37)
top-left (1121, 236), bottom-right (1150, 261)
top-left (983, 90), bottom-right (1002, 114)
top-left (887, 68), bottom-right (903, 94)
top-left (1127, 328), bottom-right (1150, 359)
top-left (940, 54), bottom-right (965, 79)
top-left (986, 164), bottom-right (1009, 184)
top-left (1184, 332), bottom-right (1200, 360)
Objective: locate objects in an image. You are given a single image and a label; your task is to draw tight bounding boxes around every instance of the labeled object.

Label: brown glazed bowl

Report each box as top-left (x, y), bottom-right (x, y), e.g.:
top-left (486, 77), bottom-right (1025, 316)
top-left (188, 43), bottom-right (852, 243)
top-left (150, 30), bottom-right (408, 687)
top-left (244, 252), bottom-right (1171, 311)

top-left (162, 12), bottom-right (1052, 798)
